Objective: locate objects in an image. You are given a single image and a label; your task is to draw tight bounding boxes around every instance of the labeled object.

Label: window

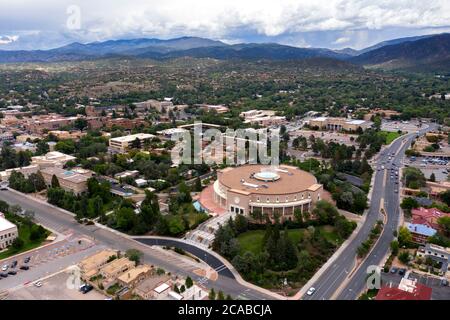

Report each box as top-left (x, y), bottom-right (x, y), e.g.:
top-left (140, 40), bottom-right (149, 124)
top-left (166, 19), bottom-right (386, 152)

top-left (257, 197), bottom-right (260, 202)
top-left (276, 197), bottom-right (279, 203)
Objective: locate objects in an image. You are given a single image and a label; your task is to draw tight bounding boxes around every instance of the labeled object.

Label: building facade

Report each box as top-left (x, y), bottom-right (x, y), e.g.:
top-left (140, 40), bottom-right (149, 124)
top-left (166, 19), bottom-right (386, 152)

top-left (208, 164), bottom-right (323, 220)
top-left (109, 133), bottom-right (155, 153)
top-left (0, 212), bottom-right (18, 250)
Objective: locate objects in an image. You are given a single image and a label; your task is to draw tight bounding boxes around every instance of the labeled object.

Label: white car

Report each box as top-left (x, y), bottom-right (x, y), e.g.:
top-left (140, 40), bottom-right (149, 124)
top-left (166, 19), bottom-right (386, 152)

top-left (1, 265), bottom-right (8, 271)
top-left (306, 287), bottom-right (316, 296)
top-left (34, 281), bottom-right (42, 287)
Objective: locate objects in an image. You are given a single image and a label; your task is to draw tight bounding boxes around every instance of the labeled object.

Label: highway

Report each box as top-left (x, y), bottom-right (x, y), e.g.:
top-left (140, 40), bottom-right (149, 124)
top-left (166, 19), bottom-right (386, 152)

top-left (304, 124), bottom-right (435, 300)
top-left (0, 190), bottom-right (272, 300)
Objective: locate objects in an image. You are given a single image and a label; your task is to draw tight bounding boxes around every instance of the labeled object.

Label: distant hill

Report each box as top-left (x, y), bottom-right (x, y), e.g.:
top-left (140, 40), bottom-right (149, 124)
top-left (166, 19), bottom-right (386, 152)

top-left (1, 34), bottom-right (450, 72)
top-left (0, 37), bottom-right (350, 63)
top-left (350, 33), bottom-right (450, 70)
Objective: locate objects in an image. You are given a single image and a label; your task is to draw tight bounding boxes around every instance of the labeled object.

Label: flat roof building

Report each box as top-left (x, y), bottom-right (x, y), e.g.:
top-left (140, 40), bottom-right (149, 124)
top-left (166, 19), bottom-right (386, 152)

top-left (78, 249), bottom-right (118, 279)
top-left (117, 264), bottom-right (153, 288)
top-left (40, 167), bottom-right (94, 194)
top-left (0, 212), bottom-right (18, 250)
top-left (309, 117), bottom-right (372, 132)
top-left (202, 164), bottom-right (323, 220)
top-left (109, 133), bottom-right (155, 153)
top-left (133, 274), bottom-right (171, 300)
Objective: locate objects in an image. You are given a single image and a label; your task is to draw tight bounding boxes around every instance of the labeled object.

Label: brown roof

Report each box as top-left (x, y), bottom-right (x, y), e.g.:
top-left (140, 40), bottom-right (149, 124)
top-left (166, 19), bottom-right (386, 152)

top-left (135, 274), bottom-right (171, 294)
top-left (219, 164), bottom-right (319, 195)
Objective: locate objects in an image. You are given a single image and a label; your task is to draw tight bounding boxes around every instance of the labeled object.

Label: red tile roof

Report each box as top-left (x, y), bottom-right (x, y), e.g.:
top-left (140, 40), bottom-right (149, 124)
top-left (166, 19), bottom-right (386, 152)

top-left (411, 207), bottom-right (449, 229)
top-left (375, 284), bottom-right (432, 300)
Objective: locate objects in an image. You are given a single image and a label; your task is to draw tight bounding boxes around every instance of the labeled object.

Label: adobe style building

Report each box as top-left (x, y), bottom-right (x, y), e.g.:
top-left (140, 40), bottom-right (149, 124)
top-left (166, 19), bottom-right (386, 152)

top-left (109, 133), bottom-right (155, 153)
top-left (309, 117), bottom-right (371, 132)
top-left (0, 212), bottom-right (18, 250)
top-left (207, 164), bottom-right (323, 220)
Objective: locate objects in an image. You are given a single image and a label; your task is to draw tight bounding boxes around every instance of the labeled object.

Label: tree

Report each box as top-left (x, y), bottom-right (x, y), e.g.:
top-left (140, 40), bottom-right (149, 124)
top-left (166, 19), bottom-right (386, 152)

top-left (217, 291), bottom-right (225, 300)
top-left (400, 197), bottom-right (419, 211)
top-left (36, 140), bottom-right (49, 155)
top-left (185, 276), bottom-right (193, 288)
top-left (125, 249), bottom-right (143, 264)
top-left (312, 200), bottom-right (339, 225)
top-left (429, 173), bottom-right (436, 182)
top-left (398, 226), bottom-right (412, 247)
top-left (51, 174), bottom-right (60, 188)
top-left (74, 118), bottom-right (88, 131)
top-left (440, 190), bottom-right (450, 207)
top-left (29, 172), bottom-right (46, 192)
top-left (437, 216), bottom-right (450, 237)
top-left (250, 208), bottom-right (263, 223)
top-left (398, 251), bottom-right (410, 264)
top-left (194, 177), bottom-right (202, 192)
top-left (390, 240), bottom-right (399, 256)
top-left (294, 209), bottom-right (303, 224)
top-left (208, 288), bottom-right (216, 300)
top-left (11, 237), bottom-right (24, 250)
top-left (233, 214), bottom-right (248, 234)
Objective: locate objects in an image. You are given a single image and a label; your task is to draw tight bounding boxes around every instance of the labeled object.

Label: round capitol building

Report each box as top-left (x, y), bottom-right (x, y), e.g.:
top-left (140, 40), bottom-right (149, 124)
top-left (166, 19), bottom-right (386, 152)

top-left (208, 164), bottom-right (323, 219)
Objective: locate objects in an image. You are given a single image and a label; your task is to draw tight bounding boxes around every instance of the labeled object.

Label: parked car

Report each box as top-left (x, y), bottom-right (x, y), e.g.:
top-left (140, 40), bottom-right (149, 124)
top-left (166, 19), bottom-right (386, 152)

top-left (19, 265), bottom-right (29, 270)
top-left (441, 279), bottom-right (448, 287)
top-left (398, 269), bottom-right (406, 276)
top-left (0, 272), bottom-right (8, 278)
top-left (11, 260), bottom-right (17, 268)
top-left (24, 257), bottom-right (31, 264)
top-left (7, 270), bottom-right (17, 275)
top-left (81, 284), bottom-right (93, 294)
top-left (306, 287), bottom-right (316, 296)
top-left (34, 281), bottom-right (42, 287)
top-left (1, 264), bottom-right (8, 271)
top-left (390, 267), bottom-right (398, 274)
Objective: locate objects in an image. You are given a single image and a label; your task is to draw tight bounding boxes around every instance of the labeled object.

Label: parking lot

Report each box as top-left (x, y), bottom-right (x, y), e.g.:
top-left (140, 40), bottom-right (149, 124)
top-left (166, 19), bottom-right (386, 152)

top-left (289, 129), bottom-right (359, 147)
top-left (5, 269), bottom-right (107, 300)
top-left (404, 156), bottom-right (449, 181)
top-left (0, 235), bottom-right (98, 291)
top-left (381, 120), bottom-right (424, 133)
top-left (382, 271), bottom-right (450, 300)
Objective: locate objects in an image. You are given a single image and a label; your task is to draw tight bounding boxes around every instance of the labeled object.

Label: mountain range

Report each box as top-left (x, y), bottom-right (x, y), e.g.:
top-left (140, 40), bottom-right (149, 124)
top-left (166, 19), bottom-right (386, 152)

top-left (1, 34), bottom-right (450, 71)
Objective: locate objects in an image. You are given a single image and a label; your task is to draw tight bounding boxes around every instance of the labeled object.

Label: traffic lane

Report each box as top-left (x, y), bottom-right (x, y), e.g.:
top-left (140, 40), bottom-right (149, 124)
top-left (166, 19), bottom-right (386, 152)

top-left (338, 140), bottom-right (408, 299)
top-left (0, 191), bottom-right (196, 278)
top-left (0, 190), bottom-right (273, 300)
top-left (134, 238), bottom-right (235, 279)
top-left (304, 158), bottom-right (387, 300)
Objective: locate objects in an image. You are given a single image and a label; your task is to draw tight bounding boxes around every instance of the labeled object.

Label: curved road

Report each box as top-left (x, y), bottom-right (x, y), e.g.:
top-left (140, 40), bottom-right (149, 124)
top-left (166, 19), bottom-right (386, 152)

top-left (134, 237), bottom-right (235, 279)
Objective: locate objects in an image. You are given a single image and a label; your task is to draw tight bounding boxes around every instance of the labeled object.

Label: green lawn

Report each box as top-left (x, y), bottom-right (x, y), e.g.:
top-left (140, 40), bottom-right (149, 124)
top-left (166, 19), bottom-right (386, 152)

top-left (237, 226), bottom-right (340, 255)
top-left (0, 214), bottom-right (50, 260)
top-left (379, 131), bottom-right (402, 145)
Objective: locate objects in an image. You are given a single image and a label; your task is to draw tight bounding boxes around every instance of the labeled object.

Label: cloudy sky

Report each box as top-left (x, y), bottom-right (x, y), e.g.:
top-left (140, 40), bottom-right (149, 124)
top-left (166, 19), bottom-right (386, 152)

top-left (1, 0), bottom-right (450, 50)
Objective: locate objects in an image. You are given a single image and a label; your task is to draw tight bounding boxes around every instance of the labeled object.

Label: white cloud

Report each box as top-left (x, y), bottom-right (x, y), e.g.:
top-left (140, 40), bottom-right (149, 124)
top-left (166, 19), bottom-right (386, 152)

top-left (0, 0), bottom-right (450, 49)
top-left (334, 37), bottom-right (350, 44)
top-left (0, 35), bottom-right (19, 45)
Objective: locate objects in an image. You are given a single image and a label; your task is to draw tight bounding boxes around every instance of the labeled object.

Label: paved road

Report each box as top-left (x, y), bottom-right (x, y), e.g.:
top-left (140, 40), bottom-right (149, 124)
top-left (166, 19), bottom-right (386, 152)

top-left (304, 124), bottom-right (436, 300)
top-left (0, 190), bottom-right (272, 300)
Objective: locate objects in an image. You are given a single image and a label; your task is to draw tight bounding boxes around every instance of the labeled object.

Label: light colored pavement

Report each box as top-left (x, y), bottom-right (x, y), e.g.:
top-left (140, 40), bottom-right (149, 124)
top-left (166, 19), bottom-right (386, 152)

top-left (0, 189), bottom-right (274, 300)
top-left (303, 123), bottom-right (436, 300)
top-left (5, 269), bottom-right (108, 300)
